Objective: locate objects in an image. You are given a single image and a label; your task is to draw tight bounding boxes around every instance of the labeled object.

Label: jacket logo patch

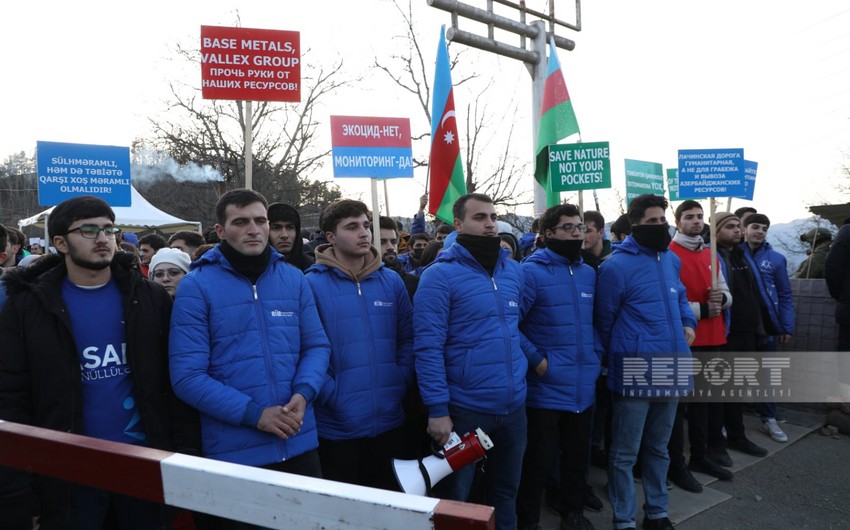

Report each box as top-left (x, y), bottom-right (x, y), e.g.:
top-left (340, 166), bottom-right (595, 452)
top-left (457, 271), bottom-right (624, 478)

top-left (581, 292), bottom-right (593, 299)
top-left (374, 300), bottom-right (393, 307)
top-left (508, 300), bottom-right (519, 307)
top-left (271, 310), bottom-right (294, 317)
top-left (670, 287), bottom-right (677, 293)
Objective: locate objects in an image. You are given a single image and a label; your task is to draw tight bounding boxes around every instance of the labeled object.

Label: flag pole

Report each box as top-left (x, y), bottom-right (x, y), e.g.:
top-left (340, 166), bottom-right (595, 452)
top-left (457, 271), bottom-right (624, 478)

top-left (709, 197), bottom-right (718, 289)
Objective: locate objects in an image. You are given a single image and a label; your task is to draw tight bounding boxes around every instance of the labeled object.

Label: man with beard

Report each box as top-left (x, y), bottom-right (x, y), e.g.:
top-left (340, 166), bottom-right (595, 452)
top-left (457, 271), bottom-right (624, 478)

top-left (712, 212), bottom-right (769, 458)
top-left (415, 193), bottom-right (527, 530)
top-left (595, 194), bottom-right (695, 530)
top-left (516, 203), bottom-right (600, 530)
top-left (268, 202), bottom-right (315, 272)
top-left (379, 216), bottom-right (418, 299)
top-left (0, 196), bottom-right (198, 529)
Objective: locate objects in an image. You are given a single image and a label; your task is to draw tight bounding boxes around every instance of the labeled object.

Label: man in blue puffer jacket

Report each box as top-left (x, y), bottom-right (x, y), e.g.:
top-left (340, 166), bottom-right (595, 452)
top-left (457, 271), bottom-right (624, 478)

top-left (170, 190), bottom-right (331, 506)
top-left (515, 203), bottom-right (600, 530)
top-left (595, 194), bottom-right (695, 530)
top-left (415, 193), bottom-right (527, 530)
top-left (306, 200), bottom-right (414, 491)
top-left (741, 213), bottom-right (795, 443)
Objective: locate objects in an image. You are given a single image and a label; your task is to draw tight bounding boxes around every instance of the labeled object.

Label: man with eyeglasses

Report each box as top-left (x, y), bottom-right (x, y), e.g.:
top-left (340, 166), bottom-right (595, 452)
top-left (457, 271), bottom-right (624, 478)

top-left (516, 204), bottom-right (599, 530)
top-left (0, 195), bottom-right (199, 529)
top-left (595, 194), bottom-right (695, 530)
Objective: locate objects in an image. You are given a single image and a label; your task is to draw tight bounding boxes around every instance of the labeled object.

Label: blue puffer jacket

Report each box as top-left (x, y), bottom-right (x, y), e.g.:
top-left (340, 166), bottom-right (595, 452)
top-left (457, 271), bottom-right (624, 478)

top-left (305, 258), bottom-right (414, 441)
top-left (741, 241), bottom-right (794, 336)
top-left (169, 245), bottom-right (331, 466)
top-left (414, 243), bottom-right (527, 417)
top-left (520, 249), bottom-right (600, 412)
top-left (595, 237), bottom-right (696, 397)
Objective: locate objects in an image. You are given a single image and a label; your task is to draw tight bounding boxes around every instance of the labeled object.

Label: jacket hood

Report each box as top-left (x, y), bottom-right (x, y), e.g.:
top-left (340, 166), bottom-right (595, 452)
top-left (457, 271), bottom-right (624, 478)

top-left (312, 243), bottom-right (382, 282)
top-left (2, 251), bottom-right (139, 296)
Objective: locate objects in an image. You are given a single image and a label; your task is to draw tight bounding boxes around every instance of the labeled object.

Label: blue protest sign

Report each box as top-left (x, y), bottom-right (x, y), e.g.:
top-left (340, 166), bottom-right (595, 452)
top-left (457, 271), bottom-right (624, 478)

top-left (677, 148), bottom-right (745, 199)
top-left (36, 141), bottom-right (132, 206)
top-left (739, 160), bottom-right (757, 201)
top-left (330, 116), bottom-right (413, 179)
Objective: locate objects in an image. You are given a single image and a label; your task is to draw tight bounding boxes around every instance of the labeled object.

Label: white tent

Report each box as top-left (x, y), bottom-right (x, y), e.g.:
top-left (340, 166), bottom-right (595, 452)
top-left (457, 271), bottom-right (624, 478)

top-left (18, 186), bottom-right (202, 234)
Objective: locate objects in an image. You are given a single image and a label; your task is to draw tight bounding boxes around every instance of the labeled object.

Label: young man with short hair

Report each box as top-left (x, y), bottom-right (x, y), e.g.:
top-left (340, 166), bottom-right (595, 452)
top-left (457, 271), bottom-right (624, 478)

top-left (742, 213), bottom-right (794, 443)
top-left (415, 193), bottom-right (527, 530)
top-left (169, 189), bottom-right (330, 528)
top-left (168, 230), bottom-right (205, 258)
top-left (516, 204), bottom-right (599, 530)
top-left (583, 211), bottom-right (611, 264)
top-left (138, 233), bottom-right (166, 278)
top-left (667, 201), bottom-right (733, 492)
top-left (305, 200), bottom-right (414, 490)
top-left (595, 194), bottom-right (695, 530)
top-left (0, 196), bottom-right (197, 529)
top-left (379, 215), bottom-right (419, 299)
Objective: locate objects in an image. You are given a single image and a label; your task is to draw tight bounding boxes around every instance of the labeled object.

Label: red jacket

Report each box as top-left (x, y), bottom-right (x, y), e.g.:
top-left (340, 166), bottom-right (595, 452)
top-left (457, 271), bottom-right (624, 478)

top-left (670, 241), bottom-right (728, 347)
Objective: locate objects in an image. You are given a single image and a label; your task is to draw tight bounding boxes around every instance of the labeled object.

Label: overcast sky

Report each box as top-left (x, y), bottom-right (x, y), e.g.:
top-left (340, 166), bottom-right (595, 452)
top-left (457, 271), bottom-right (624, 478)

top-left (2, 0), bottom-right (848, 224)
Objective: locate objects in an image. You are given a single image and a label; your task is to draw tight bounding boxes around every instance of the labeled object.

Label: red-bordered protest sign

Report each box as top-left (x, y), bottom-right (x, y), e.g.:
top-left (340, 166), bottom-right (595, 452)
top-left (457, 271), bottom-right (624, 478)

top-left (200, 25), bottom-right (300, 102)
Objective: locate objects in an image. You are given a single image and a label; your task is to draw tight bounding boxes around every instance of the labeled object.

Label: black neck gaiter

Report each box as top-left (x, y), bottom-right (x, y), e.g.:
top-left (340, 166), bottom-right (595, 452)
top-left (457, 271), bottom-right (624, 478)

top-left (456, 234), bottom-right (502, 276)
top-left (544, 238), bottom-right (583, 262)
top-left (219, 240), bottom-right (271, 284)
top-left (631, 224), bottom-right (672, 252)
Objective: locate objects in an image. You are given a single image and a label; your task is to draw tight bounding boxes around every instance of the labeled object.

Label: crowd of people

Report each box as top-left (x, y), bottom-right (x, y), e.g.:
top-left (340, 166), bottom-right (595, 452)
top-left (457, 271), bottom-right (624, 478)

top-left (1, 188), bottom-right (848, 530)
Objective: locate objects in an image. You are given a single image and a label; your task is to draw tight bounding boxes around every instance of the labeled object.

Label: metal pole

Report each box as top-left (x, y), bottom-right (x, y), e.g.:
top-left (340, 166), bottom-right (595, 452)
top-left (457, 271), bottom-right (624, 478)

top-left (44, 213), bottom-right (50, 252)
top-left (709, 197), bottom-right (718, 289)
top-left (531, 20), bottom-right (547, 217)
top-left (383, 179), bottom-right (391, 216)
top-left (371, 178), bottom-right (382, 261)
top-left (245, 100), bottom-right (253, 190)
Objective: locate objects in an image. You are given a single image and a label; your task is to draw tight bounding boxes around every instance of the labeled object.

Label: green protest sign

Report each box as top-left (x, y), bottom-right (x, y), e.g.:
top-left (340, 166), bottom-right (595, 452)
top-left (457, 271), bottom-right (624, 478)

top-left (548, 141), bottom-right (611, 192)
top-left (625, 159), bottom-right (664, 205)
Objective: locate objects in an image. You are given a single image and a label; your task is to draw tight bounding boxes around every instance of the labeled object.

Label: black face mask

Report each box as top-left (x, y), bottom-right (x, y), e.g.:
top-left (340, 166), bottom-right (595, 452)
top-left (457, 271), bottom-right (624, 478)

top-left (631, 223), bottom-right (672, 251)
top-left (455, 233), bottom-right (502, 275)
top-left (412, 248), bottom-right (424, 260)
top-left (544, 238), bottom-right (583, 262)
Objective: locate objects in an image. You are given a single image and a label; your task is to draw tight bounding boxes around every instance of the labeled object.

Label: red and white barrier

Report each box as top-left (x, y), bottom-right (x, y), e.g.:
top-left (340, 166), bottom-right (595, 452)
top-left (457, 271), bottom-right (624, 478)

top-left (0, 420), bottom-right (493, 529)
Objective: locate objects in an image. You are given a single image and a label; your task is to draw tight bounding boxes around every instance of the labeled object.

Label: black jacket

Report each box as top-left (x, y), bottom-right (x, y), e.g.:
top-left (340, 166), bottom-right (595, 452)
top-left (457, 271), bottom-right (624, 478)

top-left (0, 252), bottom-right (199, 527)
top-left (826, 224), bottom-right (850, 303)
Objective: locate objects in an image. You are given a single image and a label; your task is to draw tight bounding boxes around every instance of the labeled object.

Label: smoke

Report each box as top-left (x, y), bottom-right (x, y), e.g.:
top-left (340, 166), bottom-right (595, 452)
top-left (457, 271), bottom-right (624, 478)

top-left (131, 148), bottom-right (224, 183)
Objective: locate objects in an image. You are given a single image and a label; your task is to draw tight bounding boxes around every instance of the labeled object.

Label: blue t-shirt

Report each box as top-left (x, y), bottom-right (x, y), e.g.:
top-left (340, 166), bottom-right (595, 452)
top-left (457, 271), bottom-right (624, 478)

top-left (62, 277), bottom-right (147, 445)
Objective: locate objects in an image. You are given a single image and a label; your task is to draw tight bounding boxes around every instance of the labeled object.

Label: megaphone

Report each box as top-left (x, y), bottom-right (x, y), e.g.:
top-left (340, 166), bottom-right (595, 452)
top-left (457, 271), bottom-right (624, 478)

top-left (393, 428), bottom-right (494, 496)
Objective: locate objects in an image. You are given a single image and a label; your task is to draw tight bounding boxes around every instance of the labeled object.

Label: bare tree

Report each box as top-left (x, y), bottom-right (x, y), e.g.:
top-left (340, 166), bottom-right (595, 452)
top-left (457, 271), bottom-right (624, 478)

top-left (373, 0), bottom-right (531, 210)
top-left (0, 151), bottom-right (38, 229)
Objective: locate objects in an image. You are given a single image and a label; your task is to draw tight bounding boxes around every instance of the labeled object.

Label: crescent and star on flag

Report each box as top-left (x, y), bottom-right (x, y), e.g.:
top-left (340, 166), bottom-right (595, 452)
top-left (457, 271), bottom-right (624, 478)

top-left (440, 110), bottom-right (456, 144)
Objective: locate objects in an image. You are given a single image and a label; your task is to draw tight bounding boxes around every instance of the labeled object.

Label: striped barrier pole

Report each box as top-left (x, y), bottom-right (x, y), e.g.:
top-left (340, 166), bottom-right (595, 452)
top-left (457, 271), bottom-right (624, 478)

top-left (0, 420), bottom-right (493, 529)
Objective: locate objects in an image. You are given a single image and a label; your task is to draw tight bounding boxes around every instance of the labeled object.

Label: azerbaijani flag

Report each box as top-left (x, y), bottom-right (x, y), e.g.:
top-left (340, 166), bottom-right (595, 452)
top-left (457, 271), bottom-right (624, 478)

top-left (428, 26), bottom-right (466, 224)
top-left (535, 38), bottom-right (581, 208)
